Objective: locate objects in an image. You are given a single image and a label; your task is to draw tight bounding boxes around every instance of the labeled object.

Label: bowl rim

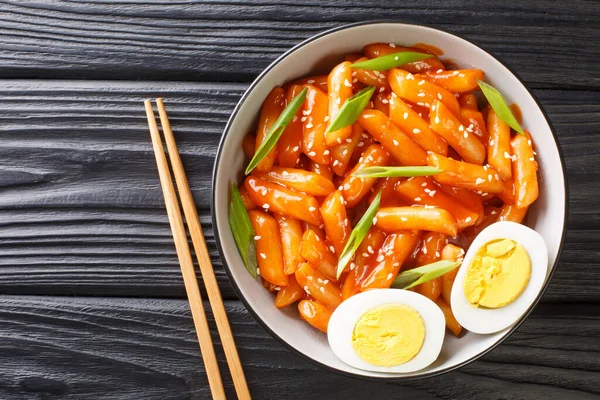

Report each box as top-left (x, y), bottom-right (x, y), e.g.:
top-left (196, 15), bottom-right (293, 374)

top-left (211, 20), bottom-right (569, 382)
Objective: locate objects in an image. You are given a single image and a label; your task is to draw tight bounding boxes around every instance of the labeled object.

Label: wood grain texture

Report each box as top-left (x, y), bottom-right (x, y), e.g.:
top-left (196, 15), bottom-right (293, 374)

top-left (0, 81), bottom-right (598, 301)
top-left (0, 1), bottom-right (598, 89)
top-left (0, 295), bottom-right (598, 400)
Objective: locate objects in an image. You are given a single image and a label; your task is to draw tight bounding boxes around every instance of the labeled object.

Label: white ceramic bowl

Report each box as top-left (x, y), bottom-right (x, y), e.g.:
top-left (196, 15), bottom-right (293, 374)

top-left (212, 22), bottom-right (567, 380)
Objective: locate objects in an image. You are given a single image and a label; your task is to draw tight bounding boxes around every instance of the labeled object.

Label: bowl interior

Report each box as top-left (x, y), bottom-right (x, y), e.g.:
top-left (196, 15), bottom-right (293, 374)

top-left (213, 22), bottom-right (566, 379)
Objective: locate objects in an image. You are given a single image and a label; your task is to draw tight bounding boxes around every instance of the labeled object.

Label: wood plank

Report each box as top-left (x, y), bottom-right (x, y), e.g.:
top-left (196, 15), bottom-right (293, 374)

top-left (0, 81), bottom-right (597, 300)
top-left (0, 1), bottom-right (598, 89)
top-left (0, 296), bottom-right (597, 399)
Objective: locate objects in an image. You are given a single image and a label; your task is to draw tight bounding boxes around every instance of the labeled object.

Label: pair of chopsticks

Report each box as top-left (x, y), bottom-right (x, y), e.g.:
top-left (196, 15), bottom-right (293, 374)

top-left (145, 99), bottom-right (251, 400)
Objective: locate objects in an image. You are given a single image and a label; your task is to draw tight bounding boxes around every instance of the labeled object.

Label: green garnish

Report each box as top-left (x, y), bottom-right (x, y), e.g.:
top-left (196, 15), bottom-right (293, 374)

top-left (354, 166), bottom-right (442, 178)
top-left (392, 260), bottom-right (461, 289)
top-left (245, 87), bottom-right (308, 174)
top-left (229, 184), bottom-right (258, 278)
top-left (350, 52), bottom-right (434, 71)
top-left (336, 191), bottom-right (382, 279)
top-left (477, 80), bottom-right (524, 135)
top-left (326, 86), bottom-right (376, 134)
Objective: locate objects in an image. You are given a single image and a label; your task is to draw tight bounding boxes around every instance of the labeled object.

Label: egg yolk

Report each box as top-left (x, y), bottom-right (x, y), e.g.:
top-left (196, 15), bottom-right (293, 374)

top-left (464, 239), bottom-right (531, 308)
top-left (351, 304), bottom-right (425, 367)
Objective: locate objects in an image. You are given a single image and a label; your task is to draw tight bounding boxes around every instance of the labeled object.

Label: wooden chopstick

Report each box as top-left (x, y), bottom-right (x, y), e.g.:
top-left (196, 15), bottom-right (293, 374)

top-left (155, 98), bottom-right (251, 400)
top-left (144, 100), bottom-right (226, 400)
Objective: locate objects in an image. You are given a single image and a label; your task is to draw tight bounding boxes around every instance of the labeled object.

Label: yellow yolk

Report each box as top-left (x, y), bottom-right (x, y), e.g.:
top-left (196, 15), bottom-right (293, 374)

top-left (351, 304), bottom-right (425, 367)
top-left (464, 239), bottom-right (531, 308)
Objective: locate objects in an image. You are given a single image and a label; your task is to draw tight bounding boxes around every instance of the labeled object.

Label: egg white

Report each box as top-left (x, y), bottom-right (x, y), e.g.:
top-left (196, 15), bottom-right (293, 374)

top-left (327, 289), bottom-right (446, 373)
top-left (451, 221), bottom-right (549, 334)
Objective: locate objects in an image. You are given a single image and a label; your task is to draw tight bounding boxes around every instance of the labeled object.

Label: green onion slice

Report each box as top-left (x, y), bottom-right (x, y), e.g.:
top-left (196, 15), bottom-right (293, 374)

top-left (336, 191), bottom-right (382, 279)
top-left (326, 86), bottom-right (376, 134)
top-left (392, 260), bottom-right (461, 290)
top-left (478, 80), bottom-right (524, 135)
top-left (229, 183), bottom-right (258, 278)
top-left (245, 87), bottom-right (308, 174)
top-left (350, 52), bottom-right (434, 71)
top-left (354, 166), bottom-right (442, 178)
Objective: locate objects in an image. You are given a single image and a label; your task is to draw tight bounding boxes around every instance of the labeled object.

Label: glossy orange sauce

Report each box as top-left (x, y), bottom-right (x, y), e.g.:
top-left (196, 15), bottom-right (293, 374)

top-left (510, 104), bottom-right (523, 124)
top-left (413, 43), bottom-right (444, 56)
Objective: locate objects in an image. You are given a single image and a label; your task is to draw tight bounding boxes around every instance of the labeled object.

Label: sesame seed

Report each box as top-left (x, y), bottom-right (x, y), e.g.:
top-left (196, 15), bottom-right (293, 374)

top-left (337, 137), bottom-right (342, 144)
top-left (504, 151), bottom-right (511, 159)
top-left (363, 114), bottom-right (374, 119)
top-left (394, 56), bottom-right (399, 61)
top-left (350, 263), bottom-right (356, 270)
top-left (529, 157), bottom-right (535, 161)
top-left (362, 252), bottom-right (369, 257)
top-left (254, 235), bottom-right (261, 240)
top-left (323, 150), bottom-right (330, 155)
top-left (342, 149), bottom-right (348, 156)
top-left (352, 71), bottom-right (357, 77)
top-left (393, 139), bottom-right (399, 146)
top-left (495, 174), bottom-right (499, 180)
top-left (437, 93), bottom-right (443, 100)
top-left (292, 116), bottom-right (298, 122)
top-left (352, 78), bottom-right (357, 83)
top-left (421, 182), bottom-right (427, 187)
top-left (418, 80), bottom-right (425, 86)
top-left (274, 286), bottom-right (281, 291)
top-left (490, 139), bottom-right (496, 146)
top-left (260, 253), bottom-right (267, 259)
top-left (381, 99), bottom-right (389, 104)
top-left (307, 276), bottom-right (313, 281)
top-left (491, 210), bottom-right (498, 215)
top-left (436, 69), bottom-right (443, 73)
top-left (309, 206), bottom-right (316, 212)
top-left (387, 273), bottom-right (393, 280)
top-left (292, 146), bottom-right (299, 152)
top-left (336, 97), bottom-right (341, 105)
top-left (257, 268), bottom-right (260, 275)
top-left (344, 183), bottom-right (351, 190)
top-left (307, 79), bottom-right (315, 84)
top-left (306, 122), bottom-right (313, 129)
top-left (413, 128), bottom-right (421, 134)
top-left (528, 139), bottom-right (532, 146)
top-left (435, 251), bottom-right (440, 258)
top-left (423, 247), bottom-right (428, 254)
top-left (307, 142), bottom-right (314, 150)
top-left (344, 79), bottom-right (352, 87)
top-left (429, 190), bottom-right (436, 197)
top-left (346, 138), bottom-right (352, 143)
top-left (338, 185), bottom-right (343, 190)
top-left (333, 160), bottom-right (339, 166)
top-left (435, 116), bottom-right (440, 124)
top-left (324, 116), bottom-right (329, 122)
top-left (303, 285), bottom-right (309, 291)
top-left (301, 116), bottom-right (307, 122)
top-left (372, 217), bottom-right (378, 224)
top-left (417, 92), bottom-right (425, 97)
top-left (389, 43), bottom-right (396, 48)
top-left (483, 165), bottom-right (489, 171)
top-left (414, 197), bottom-right (421, 201)
top-left (317, 278), bottom-right (323, 283)
top-left (458, 125), bottom-right (464, 132)
top-left (475, 178), bottom-right (485, 185)
top-left (417, 102), bottom-right (425, 106)
top-left (488, 174), bottom-right (492, 181)
top-left (424, 188), bottom-right (431, 193)
top-left (263, 203), bottom-right (270, 209)
top-left (320, 286), bottom-right (325, 293)
top-left (407, 73), bottom-right (414, 80)
top-left (464, 132), bottom-right (468, 138)
top-left (401, 217), bottom-right (408, 221)
top-left (431, 105), bottom-right (436, 111)
top-left (481, 192), bottom-right (488, 196)
top-left (367, 246), bottom-right (374, 254)
top-left (357, 142), bottom-right (365, 147)
top-left (403, 112), bottom-right (409, 119)
top-left (465, 217), bottom-right (472, 223)
top-left (261, 188), bottom-right (267, 196)
top-left (533, 151), bottom-right (537, 155)
top-left (323, 280), bottom-right (329, 285)
top-left (308, 151), bottom-right (316, 157)
top-left (329, 245), bottom-right (335, 253)
top-left (453, 71), bottom-right (459, 76)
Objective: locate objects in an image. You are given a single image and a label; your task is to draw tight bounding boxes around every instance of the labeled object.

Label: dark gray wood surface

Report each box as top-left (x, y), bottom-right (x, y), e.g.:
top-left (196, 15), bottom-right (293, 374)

top-left (0, 1), bottom-right (598, 399)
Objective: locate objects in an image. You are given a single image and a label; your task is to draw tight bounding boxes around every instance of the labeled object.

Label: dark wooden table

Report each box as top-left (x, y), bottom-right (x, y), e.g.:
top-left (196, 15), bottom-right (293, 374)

top-left (0, 1), bottom-right (598, 399)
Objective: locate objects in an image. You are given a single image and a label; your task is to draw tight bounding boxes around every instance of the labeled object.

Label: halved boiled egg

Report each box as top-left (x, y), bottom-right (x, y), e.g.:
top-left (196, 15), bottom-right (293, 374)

top-left (327, 289), bottom-right (445, 373)
top-left (451, 221), bottom-right (548, 334)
